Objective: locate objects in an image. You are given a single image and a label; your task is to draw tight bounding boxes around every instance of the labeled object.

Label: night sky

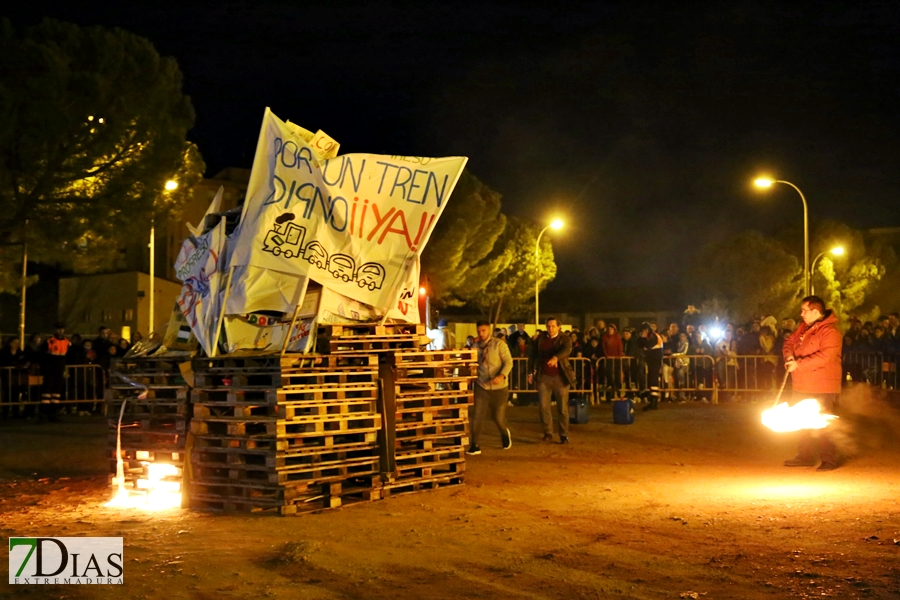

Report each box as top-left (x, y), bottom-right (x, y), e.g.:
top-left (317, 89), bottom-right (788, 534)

top-left (6, 1), bottom-right (900, 291)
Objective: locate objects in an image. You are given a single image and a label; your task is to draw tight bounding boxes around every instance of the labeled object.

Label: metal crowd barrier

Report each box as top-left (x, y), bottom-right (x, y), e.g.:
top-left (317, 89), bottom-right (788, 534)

top-left (510, 352), bottom-right (900, 404)
top-left (0, 365), bottom-right (105, 417)
top-left (508, 356), bottom-right (593, 395)
top-left (593, 355), bottom-right (718, 404)
top-left (843, 351), bottom-right (898, 389)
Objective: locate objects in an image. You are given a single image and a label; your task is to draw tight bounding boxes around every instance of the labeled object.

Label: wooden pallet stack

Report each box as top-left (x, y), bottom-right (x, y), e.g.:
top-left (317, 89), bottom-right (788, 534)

top-left (381, 349), bottom-right (477, 497)
top-left (316, 322), bottom-right (425, 354)
top-left (187, 353), bottom-right (383, 515)
top-left (107, 355), bottom-right (191, 493)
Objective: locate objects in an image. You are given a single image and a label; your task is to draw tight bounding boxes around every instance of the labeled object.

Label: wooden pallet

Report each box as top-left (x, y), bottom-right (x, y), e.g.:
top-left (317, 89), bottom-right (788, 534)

top-left (111, 416), bottom-right (188, 433)
top-left (394, 432), bottom-right (469, 452)
top-left (107, 387), bottom-right (190, 401)
top-left (189, 413), bottom-right (381, 437)
top-left (277, 384), bottom-right (379, 403)
top-left (193, 399), bottom-right (377, 421)
top-left (280, 353), bottom-right (378, 369)
top-left (324, 336), bottom-right (420, 354)
top-left (108, 374), bottom-right (188, 387)
top-left (188, 478), bottom-right (380, 503)
top-left (192, 455), bottom-right (380, 484)
top-left (280, 369), bottom-right (379, 387)
top-left (189, 483), bottom-right (379, 515)
top-left (395, 447), bottom-right (466, 467)
top-left (394, 377), bottom-right (472, 394)
top-left (395, 405), bottom-right (467, 424)
top-left (317, 323), bottom-right (425, 338)
top-left (394, 417), bottom-right (469, 437)
top-left (107, 400), bottom-right (189, 418)
top-left (390, 350), bottom-right (477, 366)
top-left (381, 475), bottom-right (464, 498)
top-left (193, 353), bottom-right (282, 372)
top-left (191, 388), bottom-right (279, 404)
top-left (192, 371), bottom-right (282, 390)
top-left (193, 441), bottom-right (377, 469)
top-left (394, 393), bottom-right (472, 410)
top-left (111, 356), bottom-right (191, 375)
top-left (392, 456), bottom-right (466, 481)
top-left (394, 364), bottom-right (478, 380)
top-left (191, 430), bottom-right (379, 452)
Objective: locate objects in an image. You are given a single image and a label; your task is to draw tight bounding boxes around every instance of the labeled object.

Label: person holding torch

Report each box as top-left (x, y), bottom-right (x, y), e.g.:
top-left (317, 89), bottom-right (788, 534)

top-left (782, 295), bottom-right (842, 471)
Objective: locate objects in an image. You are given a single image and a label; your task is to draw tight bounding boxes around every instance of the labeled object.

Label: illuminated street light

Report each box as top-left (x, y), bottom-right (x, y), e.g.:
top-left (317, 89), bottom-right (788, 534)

top-left (535, 218), bottom-right (564, 329)
top-left (753, 176), bottom-right (810, 295)
top-left (150, 179), bottom-right (179, 333)
top-left (810, 246), bottom-right (846, 295)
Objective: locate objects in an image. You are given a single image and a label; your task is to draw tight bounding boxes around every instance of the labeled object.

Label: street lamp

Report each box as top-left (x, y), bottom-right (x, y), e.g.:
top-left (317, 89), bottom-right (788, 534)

top-left (535, 219), bottom-right (564, 330)
top-left (149, 179), bottom-right (179, 334)
top-left (810, 246), bottom-right (845, 295)
top-left (754, 177), bottom-right (810, 296)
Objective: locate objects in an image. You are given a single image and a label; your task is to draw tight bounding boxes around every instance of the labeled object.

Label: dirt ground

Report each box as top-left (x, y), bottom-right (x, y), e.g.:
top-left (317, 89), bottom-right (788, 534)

top-left (2, 390), bottom-right (900, 599)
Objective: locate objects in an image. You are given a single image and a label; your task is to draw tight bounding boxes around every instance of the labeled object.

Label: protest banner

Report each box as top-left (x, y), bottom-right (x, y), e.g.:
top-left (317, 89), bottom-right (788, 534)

top-left (229, 108), bottom-right (467, 312)
top-left (174, 191), bottom-right (227, 355)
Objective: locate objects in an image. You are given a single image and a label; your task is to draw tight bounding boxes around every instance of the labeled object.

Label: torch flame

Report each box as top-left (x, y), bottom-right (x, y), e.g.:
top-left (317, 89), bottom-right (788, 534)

top-left (105, 462), bottom-right (182, 511)
top-left (761, 399), bottom-right (838, 433)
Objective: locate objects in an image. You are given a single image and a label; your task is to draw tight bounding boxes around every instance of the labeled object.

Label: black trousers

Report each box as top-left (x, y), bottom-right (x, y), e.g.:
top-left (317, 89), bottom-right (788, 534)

top-left (793, 391), bottom-right (839, 464)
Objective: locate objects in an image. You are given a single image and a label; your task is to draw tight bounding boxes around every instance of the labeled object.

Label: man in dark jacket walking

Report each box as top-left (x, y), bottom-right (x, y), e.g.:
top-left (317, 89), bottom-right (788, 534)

top-left (528, 317), bottom-right (575, 444)
top-left (782, 295), bottom-right (843, 471)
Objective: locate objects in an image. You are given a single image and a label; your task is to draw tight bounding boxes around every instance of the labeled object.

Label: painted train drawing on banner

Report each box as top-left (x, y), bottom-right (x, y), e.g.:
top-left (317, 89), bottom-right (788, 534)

top-left (262, 212), bottom-right (386, 291)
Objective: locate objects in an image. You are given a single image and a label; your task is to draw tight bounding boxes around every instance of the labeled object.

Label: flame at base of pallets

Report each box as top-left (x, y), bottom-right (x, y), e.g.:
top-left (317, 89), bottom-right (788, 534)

top-left (105, 463), bottom-right (182, 511)
top-left (761, 399), bottom-right (838, 433)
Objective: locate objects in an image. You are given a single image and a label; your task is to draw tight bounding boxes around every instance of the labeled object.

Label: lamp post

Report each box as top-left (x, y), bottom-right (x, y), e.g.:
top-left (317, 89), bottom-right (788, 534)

top-left (149, 179), bottom-right (178, 334)
top-left (754, 177), bottom-right (810, 296)
top-left (810, 246), bottom-right (845, 296)
top-left (535, 219), bottom-right (563, 330)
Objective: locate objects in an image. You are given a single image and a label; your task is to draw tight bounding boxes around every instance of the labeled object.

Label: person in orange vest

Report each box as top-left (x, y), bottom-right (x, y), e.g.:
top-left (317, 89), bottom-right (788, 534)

top-left (40, 322), bottom-right (70, 415)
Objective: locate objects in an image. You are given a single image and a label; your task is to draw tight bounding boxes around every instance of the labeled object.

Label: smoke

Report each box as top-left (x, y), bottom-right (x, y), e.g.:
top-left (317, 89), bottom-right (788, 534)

top-left (275, 213), bottom-right (295, 224)
top-left (831, 385), bottom-right (900, 458)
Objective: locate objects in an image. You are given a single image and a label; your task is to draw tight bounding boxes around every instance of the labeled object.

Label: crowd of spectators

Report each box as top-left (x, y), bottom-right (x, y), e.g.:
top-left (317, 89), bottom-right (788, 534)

top-left (0, 326), bottom-right (141, 419)
top-left (481, 308), bottom-right (900, 401)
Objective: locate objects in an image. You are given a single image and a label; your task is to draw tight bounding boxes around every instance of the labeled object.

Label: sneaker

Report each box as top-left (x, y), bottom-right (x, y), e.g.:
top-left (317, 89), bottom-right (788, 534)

top-left (783, 457), bottom-right (816, 467)
top-left (816, 462), bottom-right (839, 472)
top-left (542, 433), bottom-right (554, 442)
top-left (559, 435), bottom-right (570, 444)
top-left (40, 398), bottom-right (50, 404)
top-left (465, 445), bottom-right (481, 456)
top-left (501, 429), bottom-right (512, 450)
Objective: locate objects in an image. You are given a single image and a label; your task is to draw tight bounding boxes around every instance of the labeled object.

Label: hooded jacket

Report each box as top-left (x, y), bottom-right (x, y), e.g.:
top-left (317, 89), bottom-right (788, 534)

top-left (782, 309), bottom-right (842, 394)
top-left (601, 325), bottom-right (623, 357)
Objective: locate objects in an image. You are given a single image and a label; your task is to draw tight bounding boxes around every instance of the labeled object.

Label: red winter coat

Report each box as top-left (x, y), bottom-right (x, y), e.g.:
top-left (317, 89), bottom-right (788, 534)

top-left (782, 309), bottom-right (842, 394)
top-left (601, 332), bottom-right (623, 357)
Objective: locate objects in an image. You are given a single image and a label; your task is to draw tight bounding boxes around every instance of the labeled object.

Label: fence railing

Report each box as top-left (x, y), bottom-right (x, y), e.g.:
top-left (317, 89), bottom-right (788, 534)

top-left (0, 365), bottom-right (105, 417)
top-left (508, 357), bottom-right (593, 394)
top-left (510, 352), bottom-right (900, 404)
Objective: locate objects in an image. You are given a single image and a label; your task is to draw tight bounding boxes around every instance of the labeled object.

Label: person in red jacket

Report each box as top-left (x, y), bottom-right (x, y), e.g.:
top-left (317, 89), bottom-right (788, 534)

top-left (781, 295), bottom-right (842, 471)
top-left (601, 324), bottom-right (623, 400)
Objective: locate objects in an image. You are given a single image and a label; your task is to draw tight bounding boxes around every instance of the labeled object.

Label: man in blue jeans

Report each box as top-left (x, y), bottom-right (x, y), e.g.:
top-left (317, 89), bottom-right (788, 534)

top-left (528, 317), bottom-right (576, 444)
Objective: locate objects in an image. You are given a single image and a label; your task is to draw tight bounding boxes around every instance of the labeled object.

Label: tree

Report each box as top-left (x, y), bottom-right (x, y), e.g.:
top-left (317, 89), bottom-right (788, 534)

top-left (421, 170), bottom-right (509, 306)
top-left (0, 19), bottom-right (204, 292)
top-left (468, 216), bottom-right (557, 325)
top-left (808, 220), bottom-right (894, 325)
top-left (687, 231), bottom-right (802, 322)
